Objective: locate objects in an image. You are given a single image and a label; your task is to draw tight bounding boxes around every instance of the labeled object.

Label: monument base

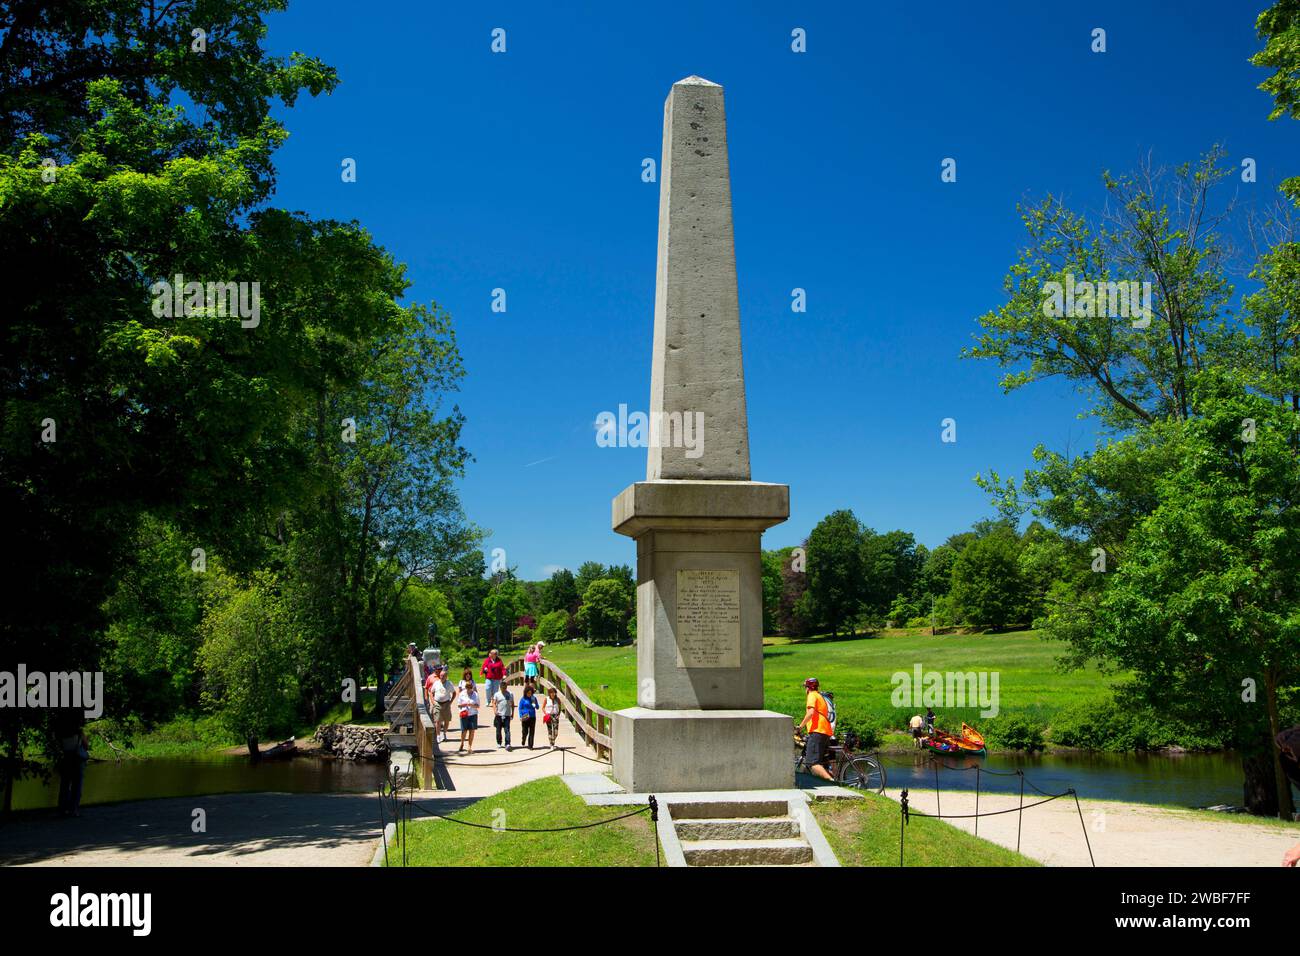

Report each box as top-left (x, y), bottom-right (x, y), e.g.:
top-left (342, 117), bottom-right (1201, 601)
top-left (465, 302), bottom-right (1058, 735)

top-left (612, 707), bottom-right (793, 793)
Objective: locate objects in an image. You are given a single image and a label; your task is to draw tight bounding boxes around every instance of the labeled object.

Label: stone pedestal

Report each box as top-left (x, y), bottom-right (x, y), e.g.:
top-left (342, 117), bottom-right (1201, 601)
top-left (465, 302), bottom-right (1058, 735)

top-left (612, 708), bottom-right (792, 793)
top-left (611, 480), bottom-right (792, 792)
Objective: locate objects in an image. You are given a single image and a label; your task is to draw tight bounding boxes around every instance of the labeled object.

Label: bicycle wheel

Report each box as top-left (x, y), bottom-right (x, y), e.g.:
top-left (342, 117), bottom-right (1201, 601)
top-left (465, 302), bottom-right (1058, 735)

top-left (838, 755), bottom-right (886, 793)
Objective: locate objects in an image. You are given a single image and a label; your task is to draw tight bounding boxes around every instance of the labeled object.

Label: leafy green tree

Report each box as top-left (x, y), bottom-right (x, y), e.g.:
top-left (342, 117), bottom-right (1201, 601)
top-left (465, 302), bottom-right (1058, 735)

top-left (574, 561), bottom-right (607, 599)
top-left (575, 579), bottom-right (632, 645)
top-left (198, 572), bottom-right (301, 759)
top-left (805, 510), bottom-right (865, 636)
top-left (965, 135), bottom-right (1299, 811)
top-left (0, 1), bottom-right (344, 809)
top-left (534, 609), bottom-right (570, 647)
top-left (540, 569), bottom-right (579, 615)
top-left (482, 578), bottom-right (529, 647)
top-left (950, 531), bottom-right (1028, 630)
top-left (1081, 380), bottom-right (1300, 817)
top-left (861, 529), bottom-right (924, 617)
top-left (920, 544), bottom-right (959, 598)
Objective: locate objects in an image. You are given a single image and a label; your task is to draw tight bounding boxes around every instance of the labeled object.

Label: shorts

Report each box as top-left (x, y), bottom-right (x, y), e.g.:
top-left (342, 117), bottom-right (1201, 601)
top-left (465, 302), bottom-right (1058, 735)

top-left (461, 714), bottom-right (478, 731)
top-left (437, 700), bottom-right (452, 722)
top-left (803, 731), bottom-right (830, 768)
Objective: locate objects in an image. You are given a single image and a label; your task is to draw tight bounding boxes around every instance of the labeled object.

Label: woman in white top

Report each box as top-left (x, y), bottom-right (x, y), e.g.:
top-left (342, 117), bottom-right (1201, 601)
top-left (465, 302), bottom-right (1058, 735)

top-left (543, 687), bottom-right (562, 748)
top-left (456, 679), bottom-right (480, 754)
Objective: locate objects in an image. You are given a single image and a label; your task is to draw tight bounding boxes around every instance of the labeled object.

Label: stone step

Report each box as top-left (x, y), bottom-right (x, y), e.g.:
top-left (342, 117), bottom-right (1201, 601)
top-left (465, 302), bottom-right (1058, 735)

top-left (386, 732), bottom-right (416, 748)
top-left (679, 837), bottom-right (815, 867)
top-left (674, 817), bottom-right (800, 841)
top-left (667, 799), bottom-right (788, 820)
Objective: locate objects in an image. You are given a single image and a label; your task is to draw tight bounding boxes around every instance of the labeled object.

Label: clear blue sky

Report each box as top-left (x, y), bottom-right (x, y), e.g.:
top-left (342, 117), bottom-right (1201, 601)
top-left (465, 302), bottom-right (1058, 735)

top-left (261, 1), bottom-right (1299, 579)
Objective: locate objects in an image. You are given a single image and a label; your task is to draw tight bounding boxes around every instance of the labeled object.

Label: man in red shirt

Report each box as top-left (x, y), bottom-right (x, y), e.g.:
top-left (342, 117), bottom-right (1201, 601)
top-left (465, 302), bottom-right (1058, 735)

top-left (481, 648), bottom-right (506, 705)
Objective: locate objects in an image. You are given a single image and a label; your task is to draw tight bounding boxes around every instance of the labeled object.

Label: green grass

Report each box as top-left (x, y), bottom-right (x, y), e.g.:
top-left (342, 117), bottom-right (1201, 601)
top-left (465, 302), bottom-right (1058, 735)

top-left (546, 630), bottom-right (1119, 739)
top-left (813, 792), bottom-right (1040, 866)
top-left (388, 776), bottom-right (660, 867)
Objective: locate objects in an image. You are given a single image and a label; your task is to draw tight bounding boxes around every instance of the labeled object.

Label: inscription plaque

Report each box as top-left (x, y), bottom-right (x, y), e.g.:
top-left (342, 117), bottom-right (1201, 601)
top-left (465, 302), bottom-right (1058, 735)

top-left (675, 568), bottom-right (741, 668)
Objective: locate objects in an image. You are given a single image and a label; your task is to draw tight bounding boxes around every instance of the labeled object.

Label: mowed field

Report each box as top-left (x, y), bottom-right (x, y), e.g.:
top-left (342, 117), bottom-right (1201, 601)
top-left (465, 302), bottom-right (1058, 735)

top-left (545, 630), bottom-right (1120, 733)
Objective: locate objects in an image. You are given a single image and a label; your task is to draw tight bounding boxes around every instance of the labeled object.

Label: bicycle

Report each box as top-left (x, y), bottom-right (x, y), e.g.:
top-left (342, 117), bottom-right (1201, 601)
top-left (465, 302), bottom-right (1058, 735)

top-left (794, 729), bottom-right (886, 793)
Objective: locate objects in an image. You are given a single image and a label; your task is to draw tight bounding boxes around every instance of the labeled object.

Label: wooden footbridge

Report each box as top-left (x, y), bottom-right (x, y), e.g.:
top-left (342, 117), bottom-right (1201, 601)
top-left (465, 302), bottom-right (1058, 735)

top-left (383, 652), bottom-right (614, 789)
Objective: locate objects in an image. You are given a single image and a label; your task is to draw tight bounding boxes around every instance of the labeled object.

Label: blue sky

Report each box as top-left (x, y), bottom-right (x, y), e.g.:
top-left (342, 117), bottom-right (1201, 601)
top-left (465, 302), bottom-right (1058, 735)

top-left (261, 1), bottom-right (1300, 579)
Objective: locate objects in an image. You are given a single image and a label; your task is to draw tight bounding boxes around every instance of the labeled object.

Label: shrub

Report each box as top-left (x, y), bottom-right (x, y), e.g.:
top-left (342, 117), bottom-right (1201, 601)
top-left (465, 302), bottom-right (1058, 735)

top-left (981, 714), bottom-right (1046, 752)
top-left (835, 710), bottom-right (884, 749)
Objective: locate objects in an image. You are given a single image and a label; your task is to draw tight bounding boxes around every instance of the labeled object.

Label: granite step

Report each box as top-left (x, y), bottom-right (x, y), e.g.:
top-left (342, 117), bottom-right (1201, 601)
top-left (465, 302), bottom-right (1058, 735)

top-left (679, 837), bottom-right (815, 866)
top-left (674, 816), bottom-right (801, 841)
top-left (666, 799), bottom-right (788, 820)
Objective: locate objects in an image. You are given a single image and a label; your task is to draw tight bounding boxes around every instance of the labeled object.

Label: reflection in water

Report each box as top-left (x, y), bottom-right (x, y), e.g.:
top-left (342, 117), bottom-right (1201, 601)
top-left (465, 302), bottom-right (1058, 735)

top-left (875, 750), bottom-right (1246, 807)
top-left (12, 749), bottom-right (1252, 812)
top-left (12, 753), bottom-right (388, 812)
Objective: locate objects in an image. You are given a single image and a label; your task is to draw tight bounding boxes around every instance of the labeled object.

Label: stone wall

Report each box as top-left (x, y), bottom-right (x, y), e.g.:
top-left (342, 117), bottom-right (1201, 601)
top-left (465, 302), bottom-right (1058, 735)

top-left (314, 723), bottom-right (389, 761)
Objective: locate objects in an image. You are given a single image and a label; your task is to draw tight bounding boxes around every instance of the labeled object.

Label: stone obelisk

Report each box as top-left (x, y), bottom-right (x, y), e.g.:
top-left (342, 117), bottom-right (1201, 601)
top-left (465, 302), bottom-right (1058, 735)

top-left (611, 77), bottom-right (792, 793)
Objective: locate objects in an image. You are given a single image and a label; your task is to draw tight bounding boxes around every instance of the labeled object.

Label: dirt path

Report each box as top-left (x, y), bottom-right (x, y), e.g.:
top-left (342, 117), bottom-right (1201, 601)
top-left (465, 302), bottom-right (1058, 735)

top-left (886, 787), bottom-right (1299, 867)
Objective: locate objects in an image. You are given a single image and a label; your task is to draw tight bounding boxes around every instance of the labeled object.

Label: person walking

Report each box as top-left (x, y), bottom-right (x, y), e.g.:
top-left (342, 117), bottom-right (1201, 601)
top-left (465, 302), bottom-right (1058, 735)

top-left (493, 682), bottom-right (515, 750)
top-left (57, 723), bottom-right (90, 817)
top-left (524, 643), bottom-right (541, 681)
top-left (481, 648), bottom-right (506, 704)
top-left (518, 684), bottom-right (539, 749)
top-left (456, 679), bottom-right (480, 754)
top-left (429, 666), bottom-right (455, 743)
top-left (543, 687), bottom-right (561, 748)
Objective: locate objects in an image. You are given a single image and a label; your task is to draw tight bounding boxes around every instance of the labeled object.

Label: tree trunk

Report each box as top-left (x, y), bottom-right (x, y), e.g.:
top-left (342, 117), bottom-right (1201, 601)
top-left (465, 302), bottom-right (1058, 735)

top-left (1242, 751), bottom-right (1279, 817)
top-left (374, 658), bottom-right (387, 720)
top-left (350, 668), bottom-right (365, 722)
top-left (1263, 673), bottom-right (1296, 820)
top-left (246, 735), bottom-right (261, 762)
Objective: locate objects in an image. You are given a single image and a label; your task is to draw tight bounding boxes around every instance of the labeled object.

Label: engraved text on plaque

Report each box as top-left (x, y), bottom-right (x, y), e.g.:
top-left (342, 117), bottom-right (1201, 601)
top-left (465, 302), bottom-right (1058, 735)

top-left (675, 568), bottom-right (741, 668)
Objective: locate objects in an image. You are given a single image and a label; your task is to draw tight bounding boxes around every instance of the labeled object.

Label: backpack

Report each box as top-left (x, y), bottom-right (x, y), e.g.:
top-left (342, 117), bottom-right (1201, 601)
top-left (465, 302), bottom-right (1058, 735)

top-left (821, 691), bottom-right (837, 730)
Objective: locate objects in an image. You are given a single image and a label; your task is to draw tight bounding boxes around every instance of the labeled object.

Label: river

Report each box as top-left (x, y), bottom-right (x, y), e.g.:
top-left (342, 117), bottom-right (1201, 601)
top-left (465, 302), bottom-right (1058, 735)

top-left (875, 749), bottom-right (1247, 807)
top-left (11, 753), bottom-right (388, 812)
top-left (10, 748), bottom-right (1250, 813)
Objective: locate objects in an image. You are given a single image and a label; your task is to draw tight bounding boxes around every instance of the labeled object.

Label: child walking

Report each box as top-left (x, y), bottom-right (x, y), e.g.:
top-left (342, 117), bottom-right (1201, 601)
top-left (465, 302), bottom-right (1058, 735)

top-left (543, 687), bottom-right (561, 748)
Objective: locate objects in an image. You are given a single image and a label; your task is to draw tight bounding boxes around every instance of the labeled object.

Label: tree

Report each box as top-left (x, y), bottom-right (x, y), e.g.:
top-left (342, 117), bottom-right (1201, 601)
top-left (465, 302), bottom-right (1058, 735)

top-left (574, 561), bottom-right (607, 598)
top-left (965, 136), bottom-right (1298, 812)
top-left (861, 529), bottom-right (924, 617)
top-left (950, 531), bottom-right (1028, 630)
top-left (198, 572), bottom-right (300, 759)
top-left (575, 579), bottom-right (632, 645)
top-left (0, 2), bottom-right (344, 809)
top-left (482, 578), bottom-right (529, 647)
top-left (534, 609), bottom-right (569, 646)
top-left (805, 510), bottom-right (865, 636)
top-left (1081, 380), bottom-right (1300, 818)
top-left (540, 569), bottom-right (579, 615)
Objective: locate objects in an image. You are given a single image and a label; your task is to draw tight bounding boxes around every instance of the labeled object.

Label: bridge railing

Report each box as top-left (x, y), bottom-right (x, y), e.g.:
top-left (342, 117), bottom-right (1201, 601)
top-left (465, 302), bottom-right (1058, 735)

top-left (384, 656), bottom-right (435, 789)
top-left (505, 656), bottom-right (613, 761)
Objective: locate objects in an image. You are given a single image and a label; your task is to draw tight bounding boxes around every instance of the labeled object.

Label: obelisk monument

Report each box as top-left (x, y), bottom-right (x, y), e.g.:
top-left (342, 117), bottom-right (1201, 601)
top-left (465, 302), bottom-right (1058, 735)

top-left (611, 76), bottom-right (792, 793)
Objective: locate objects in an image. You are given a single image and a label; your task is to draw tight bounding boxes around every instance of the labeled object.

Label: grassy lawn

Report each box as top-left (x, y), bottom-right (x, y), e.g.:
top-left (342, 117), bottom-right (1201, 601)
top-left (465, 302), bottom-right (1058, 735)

top-left (546, 630), bottom-right (1119, 738)
top-left (813, 792), bottom-right (1039, 866)
top-left (387, 776), bottom-right (660, 867)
